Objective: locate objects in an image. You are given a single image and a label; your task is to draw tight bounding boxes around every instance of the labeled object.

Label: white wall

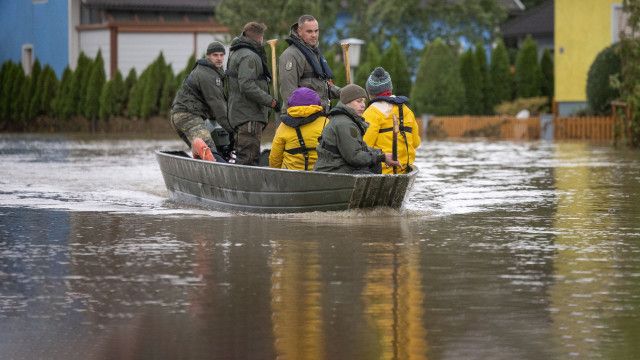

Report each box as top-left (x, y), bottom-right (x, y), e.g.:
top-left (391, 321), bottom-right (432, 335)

top-left (79, 29), bottom-right (111, 78)
top-left (118, 32), bottom-right (194, 75)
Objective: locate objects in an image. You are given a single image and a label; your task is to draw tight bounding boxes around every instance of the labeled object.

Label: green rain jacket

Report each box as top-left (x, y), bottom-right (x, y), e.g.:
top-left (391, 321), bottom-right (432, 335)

top-left (314, 102), bottom-right (384, 174)
top-left (278, 23), bottom-right (340, 112)
top-left (171, 58), bottom-right (231, 132)
top-left (226, 35), bottom-right (274, 129)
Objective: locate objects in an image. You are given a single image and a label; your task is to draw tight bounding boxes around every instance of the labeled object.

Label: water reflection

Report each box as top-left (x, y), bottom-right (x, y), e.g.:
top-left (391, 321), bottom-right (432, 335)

top-left (1, 137), bottom-right (640, 359)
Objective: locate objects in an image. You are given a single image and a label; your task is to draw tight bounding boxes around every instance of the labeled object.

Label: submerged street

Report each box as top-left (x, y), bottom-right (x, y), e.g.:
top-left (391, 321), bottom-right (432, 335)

top-left (1, 134), bottom-right (639, 359)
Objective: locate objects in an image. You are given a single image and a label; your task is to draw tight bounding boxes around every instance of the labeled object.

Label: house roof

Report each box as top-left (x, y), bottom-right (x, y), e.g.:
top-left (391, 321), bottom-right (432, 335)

top-left (498, 0), bottom-right (525, 13)
top-left (501, 0), bottom-right (553, 38)
top-left (82, 0), bottom-right (219, 12)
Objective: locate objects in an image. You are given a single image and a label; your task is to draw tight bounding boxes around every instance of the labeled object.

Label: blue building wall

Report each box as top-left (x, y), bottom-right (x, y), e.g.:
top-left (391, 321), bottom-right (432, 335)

top-left (0, 0), bottom-right (69, 77)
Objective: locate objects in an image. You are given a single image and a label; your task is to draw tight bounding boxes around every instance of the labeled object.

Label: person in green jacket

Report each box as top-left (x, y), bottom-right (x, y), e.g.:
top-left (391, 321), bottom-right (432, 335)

top-left (278, 15), bottom-right (340, 113)
top-left (314, 84), bottom-right (399, 174)
top-left (170, 41), bottom-right (229, 162)
top-left (227, 22), bottom-right (280, 165)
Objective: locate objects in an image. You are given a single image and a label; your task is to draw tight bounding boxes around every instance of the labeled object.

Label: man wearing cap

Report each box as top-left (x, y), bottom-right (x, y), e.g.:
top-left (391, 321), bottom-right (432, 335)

top-left (170, 41), bottom-right (229, 162)
top-left (279, 15), bottom-right (340, 113)
top-left (227, 22), bottom-right (280, 165)
top-left (363, 67), bottom-right (421, 174)
top-left (314, 84), bottom-right (399, 174)
top-left (269, 87), bottom-right (329, 171)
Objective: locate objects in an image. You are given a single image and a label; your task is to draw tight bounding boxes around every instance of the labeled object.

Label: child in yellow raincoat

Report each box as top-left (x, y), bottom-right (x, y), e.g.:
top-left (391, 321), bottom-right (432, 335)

top-left (362, 67), bottom-right (421, 174)
top-left (269, 87), bottom-right (329, 170)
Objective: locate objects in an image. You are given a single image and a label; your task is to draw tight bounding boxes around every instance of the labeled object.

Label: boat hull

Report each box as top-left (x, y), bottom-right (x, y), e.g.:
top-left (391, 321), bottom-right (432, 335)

top-left (156, 150), bottom-right (417, 213)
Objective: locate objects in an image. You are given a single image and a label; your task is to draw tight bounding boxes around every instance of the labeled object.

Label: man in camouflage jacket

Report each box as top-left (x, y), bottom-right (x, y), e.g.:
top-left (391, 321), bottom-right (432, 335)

top-left (170, 41), bottom-right (229, 161)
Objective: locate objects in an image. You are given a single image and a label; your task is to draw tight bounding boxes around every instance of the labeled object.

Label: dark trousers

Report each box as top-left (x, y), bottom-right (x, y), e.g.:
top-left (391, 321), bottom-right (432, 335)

top-left (234, 122), bottom-right (262, 165)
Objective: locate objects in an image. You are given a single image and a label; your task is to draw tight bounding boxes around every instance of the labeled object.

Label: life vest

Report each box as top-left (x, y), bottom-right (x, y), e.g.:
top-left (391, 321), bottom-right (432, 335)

top-left (280, 112), bottom-right (327, 170)
top-left (369, 96), bottom-right (412, 172)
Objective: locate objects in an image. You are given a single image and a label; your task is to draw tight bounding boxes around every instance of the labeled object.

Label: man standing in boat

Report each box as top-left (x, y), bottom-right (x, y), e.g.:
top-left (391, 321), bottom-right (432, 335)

top-left (227, 22), bottom-right (280, 165)
top-left (170, 41), bottom-right (230, 162)
top-left (314, 84), bottom-right (399, 174)
top-left (279, 15), bottom-right (340, 113)
top-left (362, 67), bottom-right (421, 174)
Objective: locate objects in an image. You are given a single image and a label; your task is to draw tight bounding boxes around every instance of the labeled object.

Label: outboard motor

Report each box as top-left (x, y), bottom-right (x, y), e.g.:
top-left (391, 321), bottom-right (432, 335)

top-left (204, 119), bottom-right (234, 161)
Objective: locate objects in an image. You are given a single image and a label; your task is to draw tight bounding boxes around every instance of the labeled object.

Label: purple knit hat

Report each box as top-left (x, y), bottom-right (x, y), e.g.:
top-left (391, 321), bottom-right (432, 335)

top-left (287, 87), bottom-right (321, 107)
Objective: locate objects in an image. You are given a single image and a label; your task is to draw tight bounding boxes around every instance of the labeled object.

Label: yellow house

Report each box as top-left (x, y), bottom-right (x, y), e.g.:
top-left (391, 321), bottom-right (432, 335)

top-left (555, 0), bottom-right (628, 115)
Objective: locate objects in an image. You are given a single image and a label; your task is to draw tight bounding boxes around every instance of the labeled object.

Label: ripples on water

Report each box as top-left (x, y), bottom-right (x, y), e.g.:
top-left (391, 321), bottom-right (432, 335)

top-left (1, 134), bottom-right (639, 359)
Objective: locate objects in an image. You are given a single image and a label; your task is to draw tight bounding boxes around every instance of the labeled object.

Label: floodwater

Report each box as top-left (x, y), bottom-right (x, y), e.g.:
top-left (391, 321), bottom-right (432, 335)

top-left (1, 133), bottom-right (639, 360)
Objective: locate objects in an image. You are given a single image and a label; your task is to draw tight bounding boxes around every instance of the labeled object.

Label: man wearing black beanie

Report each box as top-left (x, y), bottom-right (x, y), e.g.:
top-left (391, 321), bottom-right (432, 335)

top-left (170, 41), bottom-right (230, 162)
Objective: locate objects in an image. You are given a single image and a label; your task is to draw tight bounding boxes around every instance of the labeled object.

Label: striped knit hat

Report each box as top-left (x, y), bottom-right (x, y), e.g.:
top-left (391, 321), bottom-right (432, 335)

top-left (366, 67), bottom-right (392, 96)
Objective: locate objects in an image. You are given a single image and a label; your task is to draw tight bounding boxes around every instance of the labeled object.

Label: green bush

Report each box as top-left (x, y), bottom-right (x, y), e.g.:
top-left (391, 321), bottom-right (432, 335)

top-left (515, 36), bottom-right (542, 98)
top-left (586, 43), bottom-right (620, 115)
top-left (381, 37), bottom-right (412, 96)
top-left (490, 39), bottom-right (513, 107)
top-left (460, 49), bottom-right (483, 115)
top-left (411, 38), bottom-right (464, 116)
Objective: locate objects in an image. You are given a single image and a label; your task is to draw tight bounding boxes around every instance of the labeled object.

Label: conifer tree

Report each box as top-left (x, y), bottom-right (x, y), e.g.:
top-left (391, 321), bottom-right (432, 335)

top-left (159, 66), bottom-right (175, 116)
top-left (53, 67), bottom-right (73, 119)
top-left (124, 67), bottom-right (137, 103)
top-left (475, 43), bottom-right (492, 114)
top-left (174, 54), bottom-right (195, 89)
top-left (25, 59), bottom-right (44, 120)
top-left (411, 39), bottom-right (464, 115)
top-left (490, 39), bottom-right (512, 109)
top-left (540, 49), bottom-right (554, 105)
top-left (40, 66), bottom-right (59, 117)
top-left (111, 70), bottom-right (126, 116)
top-left (16, 76), bottom-right (32, 127)
top-left (0, 61), bottom-right (11, 102)
top-left (515, 36), bottom-right (542, 98)
top-left (99, 80), bottom-right (114, 121)
top-left (460, 49), bottom-right (483, 115)
top-left (84, 50), bottom-right (106, 120)
top-left (381, 37), bottom-right (412, 96)
top-left (128, 66), bottom-right (149, 118)
top-left (354, 42), bottom-right (382, 89)
top-left (0, 61), bottom-right (18, 120)
top-left (8, 66), bottom-right (25, 125)
top-left (64, 52), bottom-right (91, 118)
top-left (140, 53), bottom-right (167, 118)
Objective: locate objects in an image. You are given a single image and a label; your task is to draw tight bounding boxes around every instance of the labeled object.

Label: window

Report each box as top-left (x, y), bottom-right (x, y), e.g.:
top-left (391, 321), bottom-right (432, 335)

top-left (613, 4), bottom-right (632, 43)
top-left (22, 44), bottom-right (34, 75)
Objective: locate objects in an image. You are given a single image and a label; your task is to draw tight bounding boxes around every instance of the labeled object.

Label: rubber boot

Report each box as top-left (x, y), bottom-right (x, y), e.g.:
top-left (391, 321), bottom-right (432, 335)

top-left (192, 138), bottom-right (215, 162)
